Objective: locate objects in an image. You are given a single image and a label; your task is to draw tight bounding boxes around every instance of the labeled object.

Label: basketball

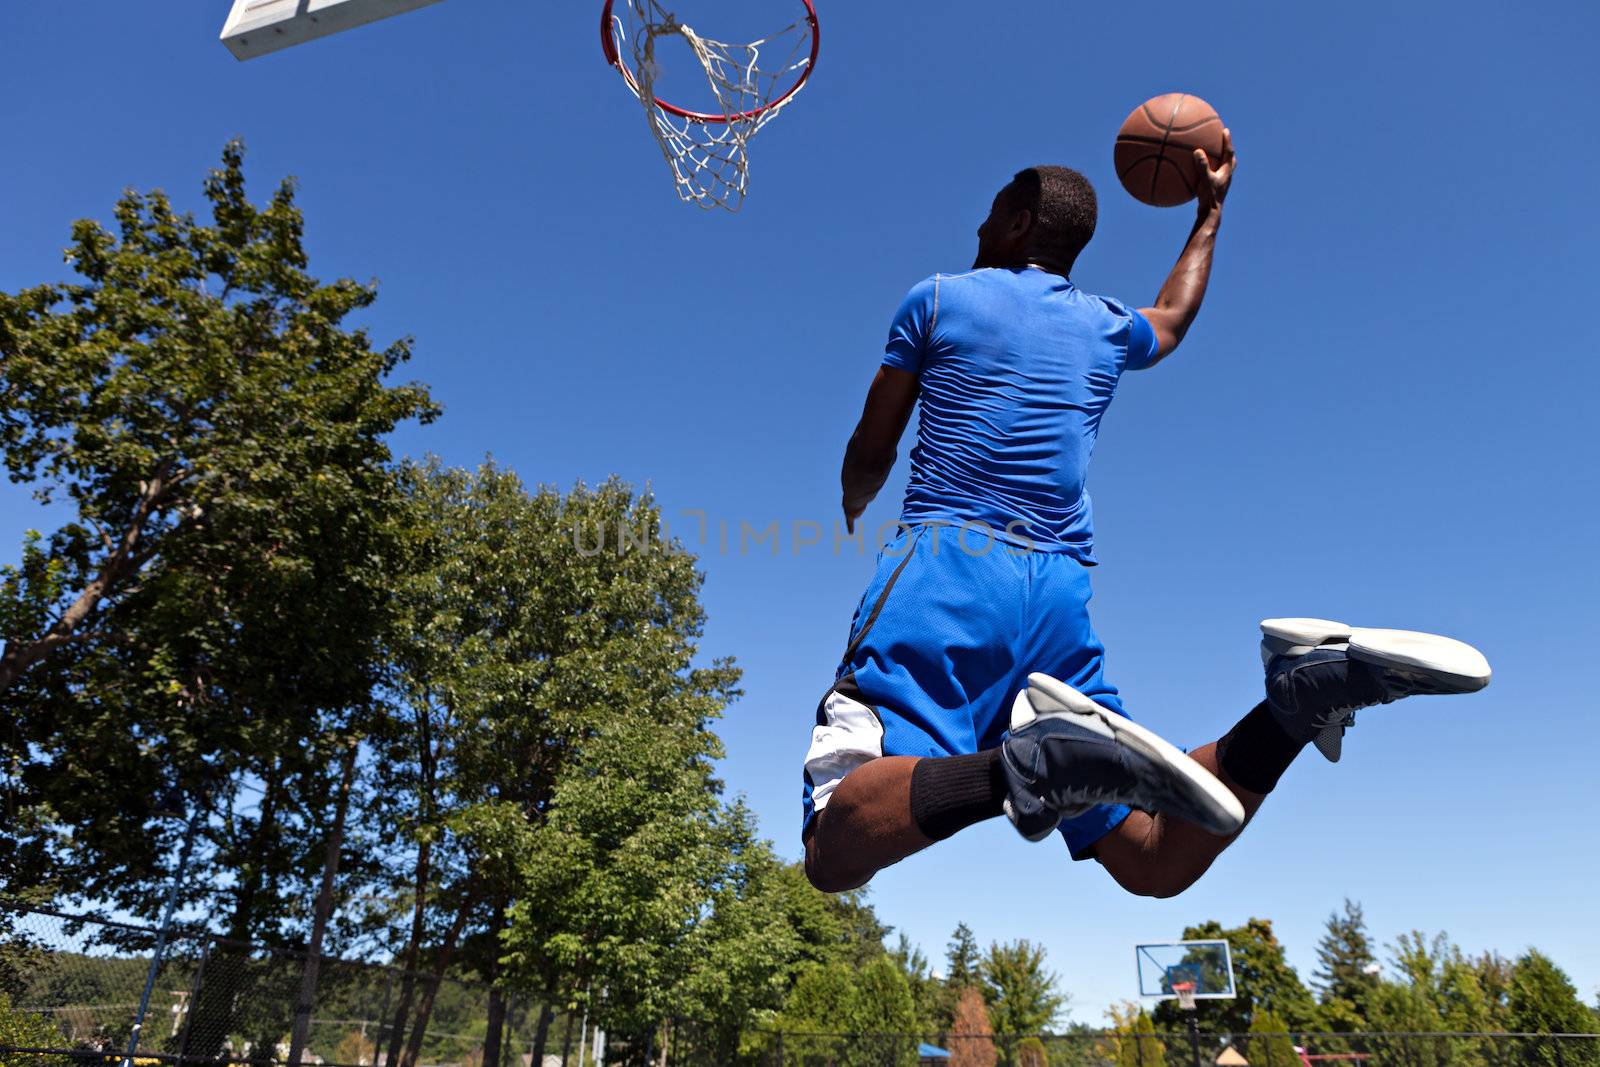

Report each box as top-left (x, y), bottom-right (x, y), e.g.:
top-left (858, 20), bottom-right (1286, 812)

top-left (1114, 93), bottom-right (1226, 207)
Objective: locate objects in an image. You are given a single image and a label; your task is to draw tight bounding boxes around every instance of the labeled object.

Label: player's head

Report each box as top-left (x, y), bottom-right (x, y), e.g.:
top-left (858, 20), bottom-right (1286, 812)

top-left (974, 166), bottom-right (1098, 275)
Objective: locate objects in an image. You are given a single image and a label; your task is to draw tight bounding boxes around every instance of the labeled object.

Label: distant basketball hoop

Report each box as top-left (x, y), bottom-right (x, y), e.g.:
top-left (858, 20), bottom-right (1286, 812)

top-left (600, 0), bottom-right (820, 211)
top-left (1173, 980), bottom-right (1198, 1012)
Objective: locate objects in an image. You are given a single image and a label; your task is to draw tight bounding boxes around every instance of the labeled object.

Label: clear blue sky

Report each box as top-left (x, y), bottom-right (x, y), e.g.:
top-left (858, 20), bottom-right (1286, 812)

top-left (3, 0), bottom-right (1597, 1022)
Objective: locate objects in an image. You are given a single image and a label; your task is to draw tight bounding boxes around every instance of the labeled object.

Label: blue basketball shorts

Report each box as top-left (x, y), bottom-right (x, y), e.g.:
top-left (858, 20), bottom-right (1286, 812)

top-left (801, 523), bottom-right (1133, 859)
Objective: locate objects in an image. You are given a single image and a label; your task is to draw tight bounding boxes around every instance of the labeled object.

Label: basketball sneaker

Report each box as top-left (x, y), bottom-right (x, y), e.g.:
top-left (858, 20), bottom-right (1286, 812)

top-left (1000, 674), bottom-right (1246, 842)
top-left (1261, 617), bottom-right (1492, 762)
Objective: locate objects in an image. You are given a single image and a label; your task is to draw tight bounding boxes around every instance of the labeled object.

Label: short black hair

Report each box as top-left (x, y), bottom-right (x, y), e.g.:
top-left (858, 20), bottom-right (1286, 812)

top-left (1004, 166), bottom-right (1098, 268)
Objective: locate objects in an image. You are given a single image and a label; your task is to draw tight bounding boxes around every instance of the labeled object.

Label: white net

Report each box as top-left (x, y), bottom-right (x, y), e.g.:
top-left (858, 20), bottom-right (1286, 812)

top-left (608, 0), bottom-right (815, 211)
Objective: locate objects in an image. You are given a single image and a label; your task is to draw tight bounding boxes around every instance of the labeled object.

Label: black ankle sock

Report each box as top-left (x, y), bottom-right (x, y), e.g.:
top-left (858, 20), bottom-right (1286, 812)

top-left (909, 749), bottom-right (1007, 841)
top-left (1217, 701), bottom-right (1306, 794)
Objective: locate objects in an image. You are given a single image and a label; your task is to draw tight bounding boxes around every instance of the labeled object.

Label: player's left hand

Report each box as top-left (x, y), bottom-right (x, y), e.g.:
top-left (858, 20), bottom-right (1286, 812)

top-left (1195, 127), bottom-right (1236, 212)
top-left (842, 496), bottom-right (868, 534)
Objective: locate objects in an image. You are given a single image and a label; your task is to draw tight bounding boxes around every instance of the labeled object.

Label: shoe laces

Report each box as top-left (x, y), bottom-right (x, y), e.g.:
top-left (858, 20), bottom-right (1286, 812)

top-left (1311, 706), bottom-right (1358, 731)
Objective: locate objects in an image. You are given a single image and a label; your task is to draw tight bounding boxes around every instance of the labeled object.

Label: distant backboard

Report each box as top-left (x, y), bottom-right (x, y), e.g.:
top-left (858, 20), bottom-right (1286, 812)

top-left (221, 0), bottom-right (446, 60)
top-left (1136, 939), bottom-right (1236, 1000)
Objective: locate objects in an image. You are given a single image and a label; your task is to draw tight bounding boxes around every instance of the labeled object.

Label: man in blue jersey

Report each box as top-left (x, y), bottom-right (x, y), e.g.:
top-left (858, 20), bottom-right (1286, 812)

top-left (802, 133), bottom-right (1491, 895)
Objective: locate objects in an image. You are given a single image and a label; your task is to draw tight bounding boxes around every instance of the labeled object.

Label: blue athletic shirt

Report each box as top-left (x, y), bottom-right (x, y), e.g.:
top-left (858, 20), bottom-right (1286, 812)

top-left (882, 268), bottom-right (1159, 562)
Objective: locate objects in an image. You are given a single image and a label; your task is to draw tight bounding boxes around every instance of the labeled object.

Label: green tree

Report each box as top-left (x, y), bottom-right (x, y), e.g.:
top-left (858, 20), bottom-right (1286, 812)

top-left (390, 469), bottom-right (739, 1062)
top-left (1506, 951), bottom-right (1600, 1067)
top-left (1102, 1003), bottom-right (1164, 1067)
top-left (1246, 1009), bottom-right (1300, 1067)
top-left (982, 940), bottom-right (1064, 1065)
top-left (774, 958), bottom-right (919, 1067)
top-left (935, 922), bottom-right (984, 1030)
top-left (948, 924), bottom-right (982, 990)
top-left (766, 861), bottom-right (890, 971)
top-left (1156, 920), bottom-right (1318, 1034)
top-left (1366, 933), bottom-right (1456, 1067)
top-left (891, 934), bottom-right (942, 1034)
top-left (1312, 900), bottom-right (1379, 1028)
top-left (670, 837), bottom-right (809, 1063)
top-left (0, 144), bottom-right (435, 1057)
top-left (0, 990), bottom-right (68, 1067)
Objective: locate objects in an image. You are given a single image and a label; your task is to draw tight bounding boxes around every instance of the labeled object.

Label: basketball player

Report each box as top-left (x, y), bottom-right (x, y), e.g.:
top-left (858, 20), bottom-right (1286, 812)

top-left (802, 133), bottom-right (1491, 895)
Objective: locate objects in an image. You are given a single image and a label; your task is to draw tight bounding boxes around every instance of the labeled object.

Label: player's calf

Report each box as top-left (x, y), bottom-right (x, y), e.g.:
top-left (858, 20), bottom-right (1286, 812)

top-left (803, 755), bottom-right (934, 893)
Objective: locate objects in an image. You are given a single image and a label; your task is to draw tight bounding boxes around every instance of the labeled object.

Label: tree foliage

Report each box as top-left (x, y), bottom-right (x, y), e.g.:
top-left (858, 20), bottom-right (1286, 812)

top-left (1246, 1009), bottom-right (1300, 1067)
top-left (0, 991), bottom-right (65, 1067)
top-left (1313, 899), bottom-right (1380, 1028)
top-left (0, 142), bottom-right (435, 936)
top-left (947, 924), bottom-right (982, 991)
top-left (982, 939), bottom-right (1064, 1064)
top-left (1101, 1002), bottom-right (1164, 1067)
top-left (1507, 951), bottom-right (1600, 1067)
top-left (948, 986), bottom-right (998, 1067)
top-left (772, 958), bottom-right (918, 1067)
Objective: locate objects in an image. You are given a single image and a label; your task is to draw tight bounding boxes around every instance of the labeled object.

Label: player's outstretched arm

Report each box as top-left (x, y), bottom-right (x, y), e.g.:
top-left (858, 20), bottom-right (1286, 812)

top-left (1137, 128), bottom-right (1237, 366)
top-left (841, 366), bottom-right (919, 533)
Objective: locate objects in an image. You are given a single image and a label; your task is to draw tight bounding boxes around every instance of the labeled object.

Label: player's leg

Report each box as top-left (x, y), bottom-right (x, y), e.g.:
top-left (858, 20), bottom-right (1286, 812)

top-left (1088, 736), bottom-right (1265, 898)
top-left (802, 527), bottom-right (1025, 892)
top-left (804, 750), bottom-right (1006, 892)
top-left (1089, 617), bottom-right (1492, 896)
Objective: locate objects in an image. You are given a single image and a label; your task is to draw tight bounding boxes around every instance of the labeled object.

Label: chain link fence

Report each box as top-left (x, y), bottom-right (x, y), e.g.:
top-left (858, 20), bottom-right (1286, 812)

top-left (731, 1029), bottom-right (1600, 1067)
top-left (0, 902), bottom-right (551, 1067)
top-left (4, 902), bottom-right (1598, 1067)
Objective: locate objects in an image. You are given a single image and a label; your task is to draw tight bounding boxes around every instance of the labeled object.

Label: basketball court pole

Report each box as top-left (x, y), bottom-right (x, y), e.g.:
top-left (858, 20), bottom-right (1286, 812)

top-left (124, 797), bottom-right (205, 1067)
top-left (1174, 982), bottom-right (1203, 1067)
top-left (1136, 939), bottom-right (1236, 1067)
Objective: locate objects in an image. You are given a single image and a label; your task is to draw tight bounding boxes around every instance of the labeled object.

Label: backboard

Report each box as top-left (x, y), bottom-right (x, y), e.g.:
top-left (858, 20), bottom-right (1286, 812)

top-left (1135, 939), bottom-right (1237, 1000)
top-left (221, 0), bottom-right (446, 61)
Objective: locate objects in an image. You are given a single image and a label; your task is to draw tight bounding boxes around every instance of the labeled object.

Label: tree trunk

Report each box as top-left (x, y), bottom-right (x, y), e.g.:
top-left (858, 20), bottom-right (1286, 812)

top-left (386, 702), bottom-right (437, 1067)
top-left (383, 838), bottom-right (431, 1067)
top-left (289, 740), bottom-right (358, 1067)
top-left (476, 902), bottom-right (508, 1067)
top-left (529, 1004), bottom-right (552, 1067)
top-left (558, 1015), bottom-right (574, 1067)
top-left (480, 898), bottom-right (510, 1067)
top-left (185, 763), bottom-right (283, 1061)
top-left (400, 889), bottom-right (476, 1067)
top-left (483, 989), bottom-right (506, 1067)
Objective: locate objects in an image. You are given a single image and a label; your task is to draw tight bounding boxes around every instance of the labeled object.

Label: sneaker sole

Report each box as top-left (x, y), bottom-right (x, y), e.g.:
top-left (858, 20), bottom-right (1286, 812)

top-left (1260, 618), bottom-right (1491, 692)
top-left (1023, 674), bottom-right (1246, 837)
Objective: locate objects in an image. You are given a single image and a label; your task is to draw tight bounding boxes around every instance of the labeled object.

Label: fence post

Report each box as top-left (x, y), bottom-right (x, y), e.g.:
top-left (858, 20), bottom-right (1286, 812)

top-left (125, 800), bottom-right (206, 1067)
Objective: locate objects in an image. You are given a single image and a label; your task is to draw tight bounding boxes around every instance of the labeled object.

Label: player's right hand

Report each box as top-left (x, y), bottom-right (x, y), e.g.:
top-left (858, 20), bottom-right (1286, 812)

top-left (1195, 126), bottom-right (1236, 211)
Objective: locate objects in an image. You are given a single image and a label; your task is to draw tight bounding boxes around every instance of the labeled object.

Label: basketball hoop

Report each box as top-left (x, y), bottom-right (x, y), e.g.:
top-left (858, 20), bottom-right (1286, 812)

top-left (1173, 981), bottom-right (1198, 1011)
top-left (601, 0), bottom-right (820, 211)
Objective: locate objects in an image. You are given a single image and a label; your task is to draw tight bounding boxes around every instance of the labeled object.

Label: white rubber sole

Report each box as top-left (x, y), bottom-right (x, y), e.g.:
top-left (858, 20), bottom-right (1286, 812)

top-left (1260, 617), bottom-right (1491, 691)
top-left (1015, 674), bottom-right (1246, 837)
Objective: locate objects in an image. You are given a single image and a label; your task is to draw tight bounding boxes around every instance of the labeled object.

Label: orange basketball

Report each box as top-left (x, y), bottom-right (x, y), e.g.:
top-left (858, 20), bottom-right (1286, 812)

top-left (1114, 93), bottom-right (1225, 207)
